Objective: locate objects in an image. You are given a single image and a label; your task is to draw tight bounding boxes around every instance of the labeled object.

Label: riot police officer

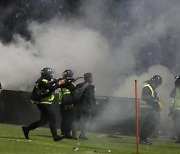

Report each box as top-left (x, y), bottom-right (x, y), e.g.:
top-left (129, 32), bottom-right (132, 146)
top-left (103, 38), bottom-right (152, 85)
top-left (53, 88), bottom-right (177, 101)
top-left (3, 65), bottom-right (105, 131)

top-left (22, 68), bottom-right (65, 141)
top-left (139, 75), bottom-right (162, 145)
top-left (59, 69), bottom-right (76, 139)
top-left (170, 76), bottom-right (180, 143)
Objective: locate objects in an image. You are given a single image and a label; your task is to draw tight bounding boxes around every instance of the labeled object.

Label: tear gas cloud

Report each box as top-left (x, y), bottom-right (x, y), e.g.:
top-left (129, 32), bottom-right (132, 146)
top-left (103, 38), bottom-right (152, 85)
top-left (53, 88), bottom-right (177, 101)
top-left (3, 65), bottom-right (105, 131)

top-left (0, 0), bottom-right (180, 133)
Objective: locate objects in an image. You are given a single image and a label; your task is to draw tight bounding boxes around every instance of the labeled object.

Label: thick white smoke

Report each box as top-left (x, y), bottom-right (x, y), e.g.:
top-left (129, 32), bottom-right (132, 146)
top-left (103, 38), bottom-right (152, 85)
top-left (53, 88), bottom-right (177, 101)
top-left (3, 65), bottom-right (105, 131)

top-left (0, 19), bottom-right (112, 92)
top-left (1, 0), bottom-right (180, 94)
top-left (0, 0), bottom-right (180, 134)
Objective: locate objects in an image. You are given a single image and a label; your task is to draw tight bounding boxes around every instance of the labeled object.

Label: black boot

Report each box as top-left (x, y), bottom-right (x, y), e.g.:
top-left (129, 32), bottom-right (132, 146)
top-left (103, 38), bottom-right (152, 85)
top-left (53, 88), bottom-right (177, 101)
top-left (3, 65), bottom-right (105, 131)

top-left (72, 136), bottom-right (78, 140)
top-left (139, 139), bottom-right (152, 145)
top-left (79, 134), bottom-right (88, 140)
top-left (22, 127), bottom-right (29, 139)
top-left (72, 131), bottom-right (78, 140)
top-left (53, 135), bottom-right (63, 142)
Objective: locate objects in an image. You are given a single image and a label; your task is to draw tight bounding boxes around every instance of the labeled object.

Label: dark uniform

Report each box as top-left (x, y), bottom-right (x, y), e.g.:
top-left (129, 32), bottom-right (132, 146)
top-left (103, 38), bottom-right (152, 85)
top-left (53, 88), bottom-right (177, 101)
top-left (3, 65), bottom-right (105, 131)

top-left (0, 82), bottom-right (2, 94)
top-left (59, 82), bottom-right (75, 138)
top-left (74, 73), bottom-right (96, 140)
top-left (58, 69), bottom-right (76, 139)
top-left (22, 68), bottom-right (63, 141)
top-left (139, 75), bottom-right (162, 145)
top-left (170, 76), bottom-right (180, 143)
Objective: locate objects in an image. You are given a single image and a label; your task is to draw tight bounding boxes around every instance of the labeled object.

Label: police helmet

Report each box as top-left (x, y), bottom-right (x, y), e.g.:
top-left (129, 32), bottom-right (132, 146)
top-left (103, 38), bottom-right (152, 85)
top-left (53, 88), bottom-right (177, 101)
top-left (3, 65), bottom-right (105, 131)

top-left (151, 75), bottom-right (162, 86)
top-left (41, 67), bottom-right (54, 79)
top-left (62, 69), bottom-right (74, 79)
top-left (175, 76), bottom-right (180, 87)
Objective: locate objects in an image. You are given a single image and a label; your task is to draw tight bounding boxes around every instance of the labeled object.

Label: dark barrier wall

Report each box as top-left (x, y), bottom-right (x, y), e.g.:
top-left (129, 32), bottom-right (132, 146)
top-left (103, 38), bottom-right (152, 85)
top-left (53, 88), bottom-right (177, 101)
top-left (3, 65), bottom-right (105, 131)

top-left (0, 90), bottom-right (62, 127)
top-left (0, 90), bottom-right (135, 134)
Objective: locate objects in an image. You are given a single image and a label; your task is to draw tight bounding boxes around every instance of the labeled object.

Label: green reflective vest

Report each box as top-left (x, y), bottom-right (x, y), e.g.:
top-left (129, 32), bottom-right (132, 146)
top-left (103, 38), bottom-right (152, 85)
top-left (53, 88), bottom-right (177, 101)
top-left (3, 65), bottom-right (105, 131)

top-left (32, 79), bottom-right (55, 105)
top-left (140, 84), bottom-right (154, 109)
top-left (174, 88), bottom-right (180, 110)
top-left (59, 88), bottom-right (71, 104)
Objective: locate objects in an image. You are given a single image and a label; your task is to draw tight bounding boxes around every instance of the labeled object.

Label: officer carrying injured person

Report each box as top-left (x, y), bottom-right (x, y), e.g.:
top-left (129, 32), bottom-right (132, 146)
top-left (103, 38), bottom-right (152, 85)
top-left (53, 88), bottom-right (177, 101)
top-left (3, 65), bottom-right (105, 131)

top-left (139, 75), bottom-right (163, 145)
top-left (22, 68), bottom-right (66, 141)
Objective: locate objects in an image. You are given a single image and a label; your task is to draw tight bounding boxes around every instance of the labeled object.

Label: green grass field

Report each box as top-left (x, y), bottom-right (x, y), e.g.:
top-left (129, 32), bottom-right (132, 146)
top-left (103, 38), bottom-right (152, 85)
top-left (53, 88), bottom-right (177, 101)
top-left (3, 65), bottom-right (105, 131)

top-left (0, 124), bottom-right (179, 154)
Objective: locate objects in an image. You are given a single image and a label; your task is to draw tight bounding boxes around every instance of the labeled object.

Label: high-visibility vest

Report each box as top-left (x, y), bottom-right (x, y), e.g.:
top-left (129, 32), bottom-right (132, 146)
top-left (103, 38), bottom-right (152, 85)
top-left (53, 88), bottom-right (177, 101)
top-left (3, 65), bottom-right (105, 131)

top-left (32, 79), bottom-right (55, 105)
top-left (174, 88), bottom-right (180, 110)
top-left (139, 84), bottom-right (154, 109)
top-left (59, 88), bottom-right (71, 104)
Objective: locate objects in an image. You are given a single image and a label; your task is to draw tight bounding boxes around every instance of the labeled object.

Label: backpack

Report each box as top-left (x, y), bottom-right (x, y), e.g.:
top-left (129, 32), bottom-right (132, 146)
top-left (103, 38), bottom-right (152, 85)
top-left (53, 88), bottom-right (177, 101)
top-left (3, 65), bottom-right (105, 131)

top-left (73, 83), bottom-right (89, 103)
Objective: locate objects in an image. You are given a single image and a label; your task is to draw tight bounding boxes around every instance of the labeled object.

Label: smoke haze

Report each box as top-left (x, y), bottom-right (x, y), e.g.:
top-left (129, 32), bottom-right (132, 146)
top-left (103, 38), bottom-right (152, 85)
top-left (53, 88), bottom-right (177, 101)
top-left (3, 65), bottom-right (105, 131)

top-left (1, 0), bottom-right (180, 134)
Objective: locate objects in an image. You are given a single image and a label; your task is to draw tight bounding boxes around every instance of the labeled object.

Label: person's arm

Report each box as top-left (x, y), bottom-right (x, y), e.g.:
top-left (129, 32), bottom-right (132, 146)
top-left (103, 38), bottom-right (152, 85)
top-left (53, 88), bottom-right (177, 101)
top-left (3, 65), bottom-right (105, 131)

top-left (142, 87), bottom-right (159, 109)
top-left (70, 83), bottom-right (76, 92)
top-left (141, 87), bottom-right (154, 103)
top-left (88, 85), bottom-right (96, 106)
top-left (39, 79), bottom-right (66, 91)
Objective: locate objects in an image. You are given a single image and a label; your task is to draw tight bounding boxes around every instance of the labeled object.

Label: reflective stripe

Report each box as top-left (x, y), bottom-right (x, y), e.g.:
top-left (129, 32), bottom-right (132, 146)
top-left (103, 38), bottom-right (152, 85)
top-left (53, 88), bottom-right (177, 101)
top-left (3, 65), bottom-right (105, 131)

top-left (139, 100), bottom-right (151, 108)
top-left (144, 84), bottom-right (154, 97)
top-left (41, 93), bottom-right (55, 102)
top-left (36, 79), bottom-right (48, 88)
top-left (35, 78), bottom-right (55, 103)
top-left (58, 88), bottom-right (71, 103)
top-left (31, 100), bottom-right (52, 105)
top-left (42, 79), bottom-right (48, 83)
top-left (139, 84), bottom-right (154, 109)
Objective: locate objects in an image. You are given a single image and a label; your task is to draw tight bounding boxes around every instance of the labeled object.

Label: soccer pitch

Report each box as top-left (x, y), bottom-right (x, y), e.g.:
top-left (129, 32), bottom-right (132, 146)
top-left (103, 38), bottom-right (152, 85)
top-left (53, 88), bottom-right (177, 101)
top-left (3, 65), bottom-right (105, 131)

top-left (0, 124), bottom-right (179, 154)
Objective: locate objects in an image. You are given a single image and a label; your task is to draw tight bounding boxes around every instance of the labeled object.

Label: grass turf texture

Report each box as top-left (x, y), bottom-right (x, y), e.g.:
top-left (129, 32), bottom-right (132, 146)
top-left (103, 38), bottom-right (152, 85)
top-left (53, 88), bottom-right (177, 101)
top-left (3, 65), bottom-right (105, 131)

top-left (0, 124), bottom-right (179, 154)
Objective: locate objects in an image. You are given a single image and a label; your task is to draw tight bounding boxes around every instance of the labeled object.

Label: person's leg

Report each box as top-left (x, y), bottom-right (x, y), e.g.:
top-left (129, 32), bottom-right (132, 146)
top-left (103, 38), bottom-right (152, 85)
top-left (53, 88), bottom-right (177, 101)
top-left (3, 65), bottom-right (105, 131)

top-left (63, 111), bottom-right (70, 138)
top-left (145, 111), bottom-right (157, 139)
top-left (61, 109), bottom-right (72, 138)
top-left (72, 107), bottom-right (81, 139)
top-left (46, 105), bottom-right (62, 141)
top-left (46, 105), bottom-right (57, 136)
top-left (139, 109), bottom-right (148, 141)
top-left (174, 111), bottom-right (180, 143)
top-left (171, 115), bottom-right (177, 140)
top-left (139, 109), bottom-right (153, 144)
top-left (22, 105), bottom-right (48, 139)
top-left (66, 110), bottom-right (74, 138)
top-left (151, 112), bottom-right (161, 138)
top-left (79, 109), bottom-right (90, 140)
top-left (60, 105), bottom-right (71, 138)
top-left (60, 105), bottom-right (66, 136)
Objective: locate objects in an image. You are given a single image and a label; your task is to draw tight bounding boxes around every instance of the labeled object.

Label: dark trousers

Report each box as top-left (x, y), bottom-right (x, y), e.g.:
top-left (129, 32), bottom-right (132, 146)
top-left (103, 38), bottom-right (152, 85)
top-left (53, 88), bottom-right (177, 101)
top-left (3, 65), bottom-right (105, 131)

top-left (60, 105), bottom-right (75, 137)
top-left (139, 108), bottom-right (158, 140)
top-left (74, 107), bottom-right (90, 136)
top-left (27, 104), bottom-right (58, 137)
top-left (173, 110), bottom-right (180, 140)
